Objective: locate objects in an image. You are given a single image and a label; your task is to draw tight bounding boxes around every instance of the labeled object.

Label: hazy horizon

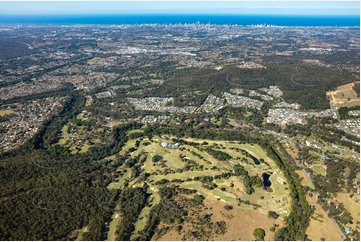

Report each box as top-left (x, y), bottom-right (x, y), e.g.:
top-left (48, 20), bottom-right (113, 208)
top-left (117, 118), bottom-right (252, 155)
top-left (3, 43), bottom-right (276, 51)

top-left (0, 1), bottom-right (359, 16)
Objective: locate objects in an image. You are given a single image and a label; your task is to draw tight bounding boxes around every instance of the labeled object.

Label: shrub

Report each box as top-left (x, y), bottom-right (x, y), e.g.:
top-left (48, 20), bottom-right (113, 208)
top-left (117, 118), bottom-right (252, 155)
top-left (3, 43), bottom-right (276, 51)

top-left (224, 205), bottom-right (233, 211)
top-left (155, 179), bottom-right (169, 185)
top-left (253, 228), bottom-right (266, 241)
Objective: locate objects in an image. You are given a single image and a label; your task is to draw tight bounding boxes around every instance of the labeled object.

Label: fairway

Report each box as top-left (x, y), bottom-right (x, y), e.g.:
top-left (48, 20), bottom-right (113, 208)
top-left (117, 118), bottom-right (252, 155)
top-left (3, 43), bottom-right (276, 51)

top-left (105, 135), bottom-right (292, 240)
top-left (131, 188), bottom-right (160, 239)
top-left (107, 211), bottom-right (121, 241)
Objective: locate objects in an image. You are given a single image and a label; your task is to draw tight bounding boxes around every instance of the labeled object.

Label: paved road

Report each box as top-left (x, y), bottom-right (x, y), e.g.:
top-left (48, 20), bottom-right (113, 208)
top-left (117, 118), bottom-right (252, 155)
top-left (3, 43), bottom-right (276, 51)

top-left (264, 129), bottom-right (347, 240)
top-left (331, 218), bottom-right (346, 240)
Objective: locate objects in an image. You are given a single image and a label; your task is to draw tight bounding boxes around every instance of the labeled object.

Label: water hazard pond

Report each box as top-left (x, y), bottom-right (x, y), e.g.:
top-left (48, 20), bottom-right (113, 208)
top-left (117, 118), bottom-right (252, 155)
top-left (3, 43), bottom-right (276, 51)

top-left (262, 173), bottom-right (272, 192)
top-left (250, 155), bottom-right (260, 165)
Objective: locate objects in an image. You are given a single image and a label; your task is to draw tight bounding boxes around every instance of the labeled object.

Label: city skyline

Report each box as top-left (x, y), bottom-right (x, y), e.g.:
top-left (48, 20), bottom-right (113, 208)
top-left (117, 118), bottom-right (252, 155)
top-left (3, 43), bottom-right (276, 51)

top-left (0, 1), bottom-right (359, 16)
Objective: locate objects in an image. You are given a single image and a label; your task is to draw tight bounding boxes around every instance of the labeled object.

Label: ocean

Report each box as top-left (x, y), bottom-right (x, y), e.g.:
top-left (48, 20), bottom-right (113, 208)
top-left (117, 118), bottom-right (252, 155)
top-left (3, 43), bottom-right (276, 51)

top-left (0, 14), bottom-right (359, 26)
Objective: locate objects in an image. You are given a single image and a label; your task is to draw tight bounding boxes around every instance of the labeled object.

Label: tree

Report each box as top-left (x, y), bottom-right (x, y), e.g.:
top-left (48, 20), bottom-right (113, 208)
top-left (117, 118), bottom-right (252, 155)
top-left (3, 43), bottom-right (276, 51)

top-left (268, 211), bottom-right (279, 219)
top-left (253, 228), bottom-right (266, 241)
top-left (155, 179), bottom-right (169, 185)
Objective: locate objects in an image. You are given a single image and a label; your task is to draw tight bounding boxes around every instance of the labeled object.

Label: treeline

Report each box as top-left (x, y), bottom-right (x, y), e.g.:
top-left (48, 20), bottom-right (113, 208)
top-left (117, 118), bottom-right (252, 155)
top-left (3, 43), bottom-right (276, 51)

top-left (115, 186), bottom-right (149, 240)
top-left (37, 93), bottom-right (85, 149)
top-left (143, 123), bottom-right (259, 145)
top-left (205, 147), bottom-right (232, 161)
top-left (71, 121), bottom-right (141, 162)
top-left (310, 155), bottom-right (359, 240)
top-left (0, 123), bottom-right (140, 240)
top-left (338, 106), bottom-right (360, 119)
top-left (312, 155), bottom-right (359, 196)
top-left (352, 82), bottom-right (360, 97)
top-left (264, 145), bottom-right (313, 241)
top-left (233, 164), bottom-right (255, 195)
top-left (227, 106), bottom-right (265, 127)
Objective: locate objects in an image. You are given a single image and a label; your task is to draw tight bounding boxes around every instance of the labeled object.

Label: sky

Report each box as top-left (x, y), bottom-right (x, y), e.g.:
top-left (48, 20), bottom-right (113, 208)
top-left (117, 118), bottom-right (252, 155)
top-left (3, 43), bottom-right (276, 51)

top-left (0, 1), bottom-right (359, 16)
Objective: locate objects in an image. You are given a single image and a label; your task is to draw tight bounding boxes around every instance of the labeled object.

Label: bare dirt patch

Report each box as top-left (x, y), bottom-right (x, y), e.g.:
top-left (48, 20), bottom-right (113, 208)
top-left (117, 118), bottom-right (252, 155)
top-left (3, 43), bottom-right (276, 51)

top-left (306, 194), bottom-right (343, 241)
top-left (282, 141), bottom-right (300, 162)
top-left (157, 199), bottom-right (284, 241)
top-left (326, 82), bottom-right (360, 108)
top-left (205, 199), bottom-right (284, 240)
top-left (295, 170), bottom-right (312, 188)
top-left (303, 59), bottom-right (331, 68)
top-left (238, 61), bottom-right (266, 69)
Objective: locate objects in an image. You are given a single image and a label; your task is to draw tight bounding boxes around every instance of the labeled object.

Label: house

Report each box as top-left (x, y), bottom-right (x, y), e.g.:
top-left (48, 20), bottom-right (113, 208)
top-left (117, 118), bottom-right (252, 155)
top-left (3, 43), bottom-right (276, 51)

top-left (331, 198), bottom-right (338, 208)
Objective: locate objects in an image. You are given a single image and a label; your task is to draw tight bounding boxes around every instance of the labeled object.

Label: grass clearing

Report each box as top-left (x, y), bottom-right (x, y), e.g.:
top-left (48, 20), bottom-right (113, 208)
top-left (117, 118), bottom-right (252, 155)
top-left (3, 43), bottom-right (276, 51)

top-left (0, 109), bottom-right (15, 117)
top-left (310, 163), bottom-right (327, 176)
top-left (296, 169), bottom-right (343, 240)
top-left (107, 210), bottom-right (121, 241)
top-left (295, 170), bottom-right (312, 188)
top-left (57, 121), bottom-right (107, 154)
top-left (158, 199), bottom-right (285, 241)
top-left (127, 129), bottom-right (144, 135)
top-left (58, 124), bottom-right (69, 145)
top-left (337, 192), bottom-right (360, 231)
top-left (75, 226), bottom-right (89, 241)
top-left (107, 168), bottom-right (132, 189)
top-left (306, 193), bottom-right (343, 241)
